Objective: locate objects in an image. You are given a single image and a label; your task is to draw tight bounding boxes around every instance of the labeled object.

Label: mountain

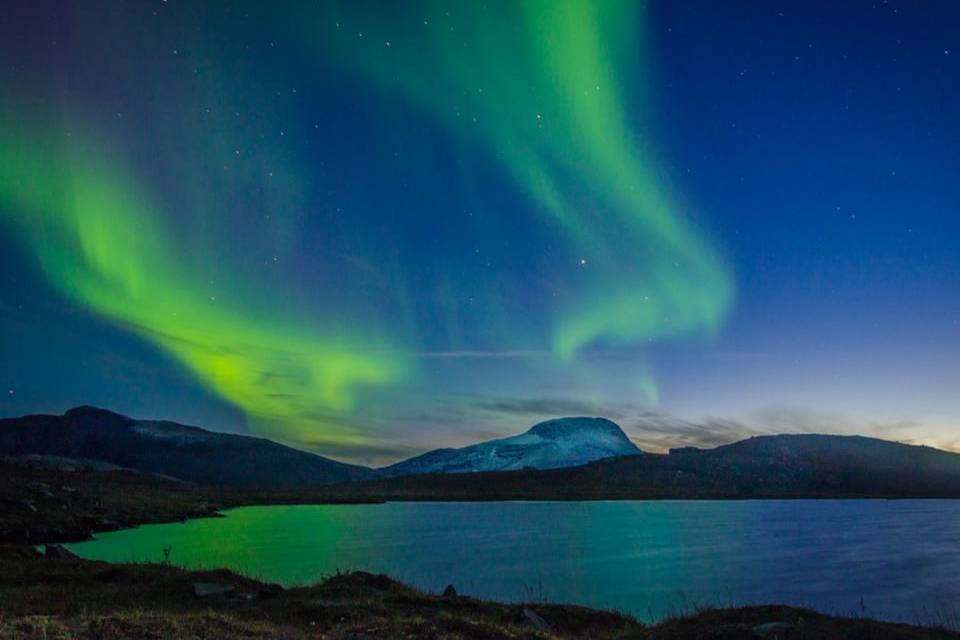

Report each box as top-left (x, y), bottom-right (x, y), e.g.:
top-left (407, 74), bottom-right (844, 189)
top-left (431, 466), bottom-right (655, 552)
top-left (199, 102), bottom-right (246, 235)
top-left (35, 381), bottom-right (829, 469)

top-left (380, 417), bottom-right (642, 476)
top-left (328, 433), bottom-right (960, 500)
top-left (7, 407), bottom-right (959, 498)
top-left (0, 409), bottom-right (643, 487)
top-left (0, 406), bottom-right (373, 487)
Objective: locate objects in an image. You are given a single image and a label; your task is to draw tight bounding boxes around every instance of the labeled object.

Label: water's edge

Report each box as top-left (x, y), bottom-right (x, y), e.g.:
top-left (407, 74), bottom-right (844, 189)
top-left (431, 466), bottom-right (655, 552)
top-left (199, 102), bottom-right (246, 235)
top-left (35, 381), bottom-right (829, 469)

top-left (67, 500), bottom-right (960, 626)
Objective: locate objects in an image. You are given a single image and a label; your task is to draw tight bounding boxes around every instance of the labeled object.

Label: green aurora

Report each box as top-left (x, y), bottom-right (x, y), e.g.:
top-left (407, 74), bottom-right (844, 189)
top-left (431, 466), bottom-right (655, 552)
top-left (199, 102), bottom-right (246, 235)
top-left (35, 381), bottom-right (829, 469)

top-left (0, 116), bottom-right (405, 447)
top-left (308, 0), bottom-right (732, 358)
top-left (0, 1), bottom-right (731, 449)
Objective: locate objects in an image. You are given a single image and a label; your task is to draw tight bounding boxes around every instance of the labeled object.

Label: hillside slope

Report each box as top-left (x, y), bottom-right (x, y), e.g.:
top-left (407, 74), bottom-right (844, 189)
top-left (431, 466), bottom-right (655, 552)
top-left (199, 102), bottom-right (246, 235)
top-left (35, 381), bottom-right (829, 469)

top-left (381, 417), bottom-right (641, 476)
top-left (336, 434), bottom-right (960, 500)
top-left (0, 407), bottom-right (373, 487)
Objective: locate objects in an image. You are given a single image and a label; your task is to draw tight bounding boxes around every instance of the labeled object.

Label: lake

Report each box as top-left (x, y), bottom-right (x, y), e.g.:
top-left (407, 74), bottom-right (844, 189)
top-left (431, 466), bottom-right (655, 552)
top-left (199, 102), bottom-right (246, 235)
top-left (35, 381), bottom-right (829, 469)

top-left (67, 500), bottom-right (960, 624)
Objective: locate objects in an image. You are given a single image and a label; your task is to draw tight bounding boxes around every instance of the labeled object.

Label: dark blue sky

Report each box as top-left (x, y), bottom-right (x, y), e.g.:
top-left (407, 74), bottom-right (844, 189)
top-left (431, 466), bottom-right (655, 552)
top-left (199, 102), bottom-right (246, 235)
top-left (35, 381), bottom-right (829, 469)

top-left (1, 1), bottom-right (957, 463)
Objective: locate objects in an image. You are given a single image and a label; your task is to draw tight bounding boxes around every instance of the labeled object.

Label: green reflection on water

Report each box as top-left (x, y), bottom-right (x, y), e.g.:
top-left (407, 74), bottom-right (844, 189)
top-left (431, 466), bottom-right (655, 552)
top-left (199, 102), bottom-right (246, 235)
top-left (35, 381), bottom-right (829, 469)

top-left (68, 500), bottom-right (945, 624)
top-left (69, 505), bottom-right (350, 585)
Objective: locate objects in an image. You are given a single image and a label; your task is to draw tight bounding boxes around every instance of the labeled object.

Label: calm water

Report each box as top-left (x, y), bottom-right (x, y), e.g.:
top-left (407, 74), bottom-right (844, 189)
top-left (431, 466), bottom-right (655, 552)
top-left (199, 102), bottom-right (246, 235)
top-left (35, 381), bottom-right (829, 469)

top-left (68, 501), bottom-right (960, 624)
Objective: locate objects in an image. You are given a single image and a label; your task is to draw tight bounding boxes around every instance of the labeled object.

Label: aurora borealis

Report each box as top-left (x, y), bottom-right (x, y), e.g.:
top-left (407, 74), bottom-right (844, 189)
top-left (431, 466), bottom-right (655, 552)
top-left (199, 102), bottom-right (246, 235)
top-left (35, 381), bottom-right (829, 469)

top-left (0, 109), bottom-right (406, 448)
top-left (2, 2), bottom-right (959, 462)
top-left (308, 1), bottom-right (732, 359)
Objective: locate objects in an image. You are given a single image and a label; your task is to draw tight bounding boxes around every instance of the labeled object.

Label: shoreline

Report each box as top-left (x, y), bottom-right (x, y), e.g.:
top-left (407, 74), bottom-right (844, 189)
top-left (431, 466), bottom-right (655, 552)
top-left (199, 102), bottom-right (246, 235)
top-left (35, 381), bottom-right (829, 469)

top-left (5, 461), bottom-right (960, 546)
top-left (5, 546), bottom-right (960, 640)
top-left (4, 464), bottom-right (960, 638)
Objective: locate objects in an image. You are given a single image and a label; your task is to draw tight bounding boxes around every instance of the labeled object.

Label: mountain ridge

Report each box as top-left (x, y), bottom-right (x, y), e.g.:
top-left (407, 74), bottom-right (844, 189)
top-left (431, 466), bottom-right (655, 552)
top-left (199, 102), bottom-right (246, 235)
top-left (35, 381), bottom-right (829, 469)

top-left (5, 407), bottom-right (960, 498)
top-left (379, 416), bottom-right (642, 477)
top-left (332, 431), bottom-right (960, 500)
top-left (0, 406), bottom-right (373, 487)
top-left (0, 407), bottom-right (644, 486)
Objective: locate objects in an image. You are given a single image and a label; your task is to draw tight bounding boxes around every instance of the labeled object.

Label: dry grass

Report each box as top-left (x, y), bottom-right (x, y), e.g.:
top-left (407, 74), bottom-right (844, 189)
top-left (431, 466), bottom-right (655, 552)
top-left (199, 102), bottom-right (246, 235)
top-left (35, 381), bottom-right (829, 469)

top-left (0, 547), bottom-right (640, 639)
top-left (3, 547), bottom-right (960, 639)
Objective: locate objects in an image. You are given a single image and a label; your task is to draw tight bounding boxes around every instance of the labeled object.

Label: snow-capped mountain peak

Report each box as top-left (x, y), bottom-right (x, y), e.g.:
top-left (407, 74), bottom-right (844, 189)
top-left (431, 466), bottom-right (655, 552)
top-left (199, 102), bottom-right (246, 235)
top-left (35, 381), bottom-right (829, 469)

top-left (380, 416), bottom-right (641, 477)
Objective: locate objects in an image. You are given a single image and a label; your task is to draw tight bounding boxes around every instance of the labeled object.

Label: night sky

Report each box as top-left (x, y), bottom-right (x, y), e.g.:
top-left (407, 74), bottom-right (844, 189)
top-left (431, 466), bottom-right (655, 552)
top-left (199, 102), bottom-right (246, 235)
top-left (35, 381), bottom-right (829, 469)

top-left (1, 1), bottom-right (958, 464)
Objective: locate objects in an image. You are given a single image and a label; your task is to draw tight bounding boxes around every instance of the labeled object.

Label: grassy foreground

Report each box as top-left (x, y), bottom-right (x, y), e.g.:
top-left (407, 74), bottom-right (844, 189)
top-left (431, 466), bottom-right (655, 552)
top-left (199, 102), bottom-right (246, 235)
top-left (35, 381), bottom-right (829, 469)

top-left (3, 546), bottom-right (959, 640)
top-left (0, 545), bottom-right (636, 640)
top-left (3, 462), bottom-right (960, 638)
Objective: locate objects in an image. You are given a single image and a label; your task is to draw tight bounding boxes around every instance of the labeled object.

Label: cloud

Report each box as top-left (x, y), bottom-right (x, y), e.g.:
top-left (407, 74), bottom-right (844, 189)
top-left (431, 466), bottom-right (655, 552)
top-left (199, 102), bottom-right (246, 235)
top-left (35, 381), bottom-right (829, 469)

top-left (464, 396), bottom-right (767, 453)
top-left (413, 350), bottom-right (549, 359)
top-left (623, 410), bottom-right (769, 453)
top-left (322, 394), bottom-right (951, 466)
top-left (748, 406), bottom-right (960, 453)
top-left (472, 396), bottom-right (624, 419)
top-left (303, 439), bottom-right (427, 467)
top-left (748, 405), bottom-right (847, 433)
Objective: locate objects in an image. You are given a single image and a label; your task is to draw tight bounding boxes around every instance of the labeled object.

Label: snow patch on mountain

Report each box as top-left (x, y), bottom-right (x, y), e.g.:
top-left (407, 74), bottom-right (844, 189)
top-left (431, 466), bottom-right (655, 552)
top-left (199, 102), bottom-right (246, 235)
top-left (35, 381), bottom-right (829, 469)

top-left (381, 417), bottom-right (641, 477)
top-left (131, 420), bottom-right (213, 444)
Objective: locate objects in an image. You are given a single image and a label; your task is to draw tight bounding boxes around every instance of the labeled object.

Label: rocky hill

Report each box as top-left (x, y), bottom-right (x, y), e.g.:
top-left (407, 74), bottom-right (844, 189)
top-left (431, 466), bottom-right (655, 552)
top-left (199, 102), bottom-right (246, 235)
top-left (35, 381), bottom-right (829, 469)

top-left (380, 417), bottom-right (641, 476)
top-left (0, 407), bottom-right (373, 487)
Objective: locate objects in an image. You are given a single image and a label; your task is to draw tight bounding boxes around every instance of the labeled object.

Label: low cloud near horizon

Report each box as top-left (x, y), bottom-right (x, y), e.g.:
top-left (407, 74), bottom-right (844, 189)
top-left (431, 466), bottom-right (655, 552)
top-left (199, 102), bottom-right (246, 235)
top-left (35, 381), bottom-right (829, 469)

top-left (290, 394), bottom-right (958, 466)
top-left (625, 405), bottom-right (958, 455)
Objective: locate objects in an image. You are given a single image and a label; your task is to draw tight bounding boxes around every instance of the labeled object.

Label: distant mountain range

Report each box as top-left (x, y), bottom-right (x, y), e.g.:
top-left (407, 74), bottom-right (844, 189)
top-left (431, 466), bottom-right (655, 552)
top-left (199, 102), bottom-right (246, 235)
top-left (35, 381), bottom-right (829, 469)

top-left (0, 407), bottom-right (373, 487)
top-left (0, 408), bottom-right (640, 487)
top-left (4, 407), bottom-right (960, 498)
top-left (380, 417), bottom-right (641, 476)
top-left (338, 433), bottom-right (960, 500)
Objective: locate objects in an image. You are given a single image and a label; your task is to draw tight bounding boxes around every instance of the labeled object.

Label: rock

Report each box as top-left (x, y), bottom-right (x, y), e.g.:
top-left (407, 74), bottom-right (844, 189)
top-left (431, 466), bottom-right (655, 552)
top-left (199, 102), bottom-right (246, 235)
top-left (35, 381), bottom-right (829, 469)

top-left (442, 584), bottom-right (458, 598)
top-left (523, 606), bottom-right (550, 630)
top-left (193, 582), bottom-right (235, 598)
top-left (753, 621), bottom-right (798, 638)
top-left (44, 544), bottom-right (80, 560)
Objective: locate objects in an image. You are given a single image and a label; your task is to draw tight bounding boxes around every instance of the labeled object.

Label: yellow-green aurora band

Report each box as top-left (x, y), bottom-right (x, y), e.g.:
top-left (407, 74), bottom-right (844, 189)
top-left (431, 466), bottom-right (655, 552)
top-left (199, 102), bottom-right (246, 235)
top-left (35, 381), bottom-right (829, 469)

top-left (0, 117), bottom-right (405, 447)
top-left (0, 1), bottom-right (731, 447)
